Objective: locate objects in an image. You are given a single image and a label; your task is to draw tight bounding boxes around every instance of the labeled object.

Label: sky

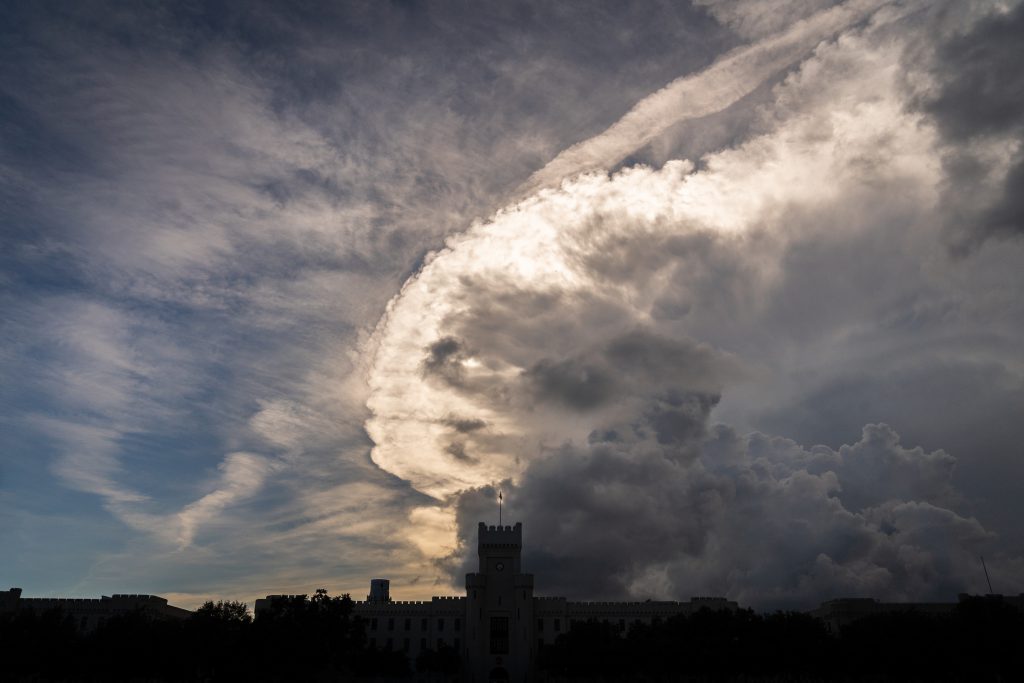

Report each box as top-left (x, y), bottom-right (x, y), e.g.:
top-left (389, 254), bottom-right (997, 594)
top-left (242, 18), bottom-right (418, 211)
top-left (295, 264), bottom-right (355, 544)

top-left (1, 0), bottom-right (1023, 611)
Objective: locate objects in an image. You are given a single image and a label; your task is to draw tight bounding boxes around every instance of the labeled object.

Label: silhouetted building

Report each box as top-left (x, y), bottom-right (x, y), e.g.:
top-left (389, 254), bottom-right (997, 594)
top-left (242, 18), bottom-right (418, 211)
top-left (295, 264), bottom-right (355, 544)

top-left (809, 593), bottom-right (1024, 633)
top-left (367, 578), bottom-right (391, 603)
top-left (0, 587), bottom-right (191, 631)
top-left (259, 522), bottom-right (737, 681)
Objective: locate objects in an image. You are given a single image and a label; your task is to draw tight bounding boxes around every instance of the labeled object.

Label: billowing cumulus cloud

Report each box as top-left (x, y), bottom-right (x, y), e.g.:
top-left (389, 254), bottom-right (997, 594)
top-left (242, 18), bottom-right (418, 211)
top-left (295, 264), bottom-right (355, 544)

top-left (446, 421), bottom-right (991, 607)
top-left (367, 0), bottom-right (1024, 606)
top-left (369, 2), bottom-right (939, 494)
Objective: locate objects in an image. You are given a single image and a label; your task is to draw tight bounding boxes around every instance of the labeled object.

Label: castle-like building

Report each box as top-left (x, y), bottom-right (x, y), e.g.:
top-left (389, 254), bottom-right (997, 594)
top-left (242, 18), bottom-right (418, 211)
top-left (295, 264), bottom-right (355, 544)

top-left (0, 588), bottom-right (191, 631)
top-left (257, 522), bottom-right (737, 682)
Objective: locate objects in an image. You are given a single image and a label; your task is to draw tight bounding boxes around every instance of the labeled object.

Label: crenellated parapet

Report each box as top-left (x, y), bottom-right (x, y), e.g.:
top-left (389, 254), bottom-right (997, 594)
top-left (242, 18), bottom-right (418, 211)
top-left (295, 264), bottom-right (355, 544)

top-left (477, 521), bottom-right (522, 548)
top-left (2, 589), bottom-right (190, 629)
top-left (565, 597), bottom-right (738, 619)
top-left (352, 597), bottom-right (466, 610)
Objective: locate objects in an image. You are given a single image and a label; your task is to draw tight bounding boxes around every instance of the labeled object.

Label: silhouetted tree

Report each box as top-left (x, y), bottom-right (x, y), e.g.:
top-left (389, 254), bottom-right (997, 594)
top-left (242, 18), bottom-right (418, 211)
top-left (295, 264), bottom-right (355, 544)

top-left (250, 589), bottom-right (364, 678)
top-left (84, 609), bottom-right (186, 680)
top-left (540, 619), bottom-right (629, 680)
top-left (0, 607), bottom-right (79, 680)
top-left (4, 593), bottom-right (1022, 681)
top-left (194, 598), bottom-right (252, 624)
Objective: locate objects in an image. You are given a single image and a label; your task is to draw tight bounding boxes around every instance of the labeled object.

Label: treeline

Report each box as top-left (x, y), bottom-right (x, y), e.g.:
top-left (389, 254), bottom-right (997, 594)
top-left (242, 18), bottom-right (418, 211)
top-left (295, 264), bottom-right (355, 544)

top-left (0, 589), bottom-right (443, 681)
top-left (2, 593), bottom-right (1022, 681)
top-left (540, 597), bottom-right (1024, 681)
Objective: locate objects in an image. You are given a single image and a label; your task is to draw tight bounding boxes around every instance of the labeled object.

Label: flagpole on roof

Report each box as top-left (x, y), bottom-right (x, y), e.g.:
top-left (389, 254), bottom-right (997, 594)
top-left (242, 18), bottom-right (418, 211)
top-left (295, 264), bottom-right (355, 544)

top-left (499, 490), bottom-right (502, 526)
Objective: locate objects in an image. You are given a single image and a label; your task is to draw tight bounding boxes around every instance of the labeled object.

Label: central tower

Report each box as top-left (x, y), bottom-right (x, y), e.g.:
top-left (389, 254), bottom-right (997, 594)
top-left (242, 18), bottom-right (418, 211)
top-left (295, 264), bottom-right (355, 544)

top-left (465, 522), bottom-right (535, 682)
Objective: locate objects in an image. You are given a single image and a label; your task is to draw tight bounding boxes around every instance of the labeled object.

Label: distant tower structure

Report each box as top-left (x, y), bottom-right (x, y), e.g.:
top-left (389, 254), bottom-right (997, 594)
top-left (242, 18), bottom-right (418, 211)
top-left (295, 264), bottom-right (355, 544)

top-left (335, 523), bottom-right (741, 680)
top-left (465, 522), bottom-right (535, 682)
top-left (367, 578), bottom-right (390, 603)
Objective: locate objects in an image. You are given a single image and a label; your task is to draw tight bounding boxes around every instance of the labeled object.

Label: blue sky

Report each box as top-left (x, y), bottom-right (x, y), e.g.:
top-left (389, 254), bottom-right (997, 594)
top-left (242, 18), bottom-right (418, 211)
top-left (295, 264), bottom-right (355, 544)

top-left (3, 0), bottom-right (1023, 609)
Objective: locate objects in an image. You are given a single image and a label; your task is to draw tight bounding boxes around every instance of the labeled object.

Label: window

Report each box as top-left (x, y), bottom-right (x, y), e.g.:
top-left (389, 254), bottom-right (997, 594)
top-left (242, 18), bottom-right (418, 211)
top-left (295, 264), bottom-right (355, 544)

top-left (497, 596), bottom-right (502, 606)
top-left (619, 619), bottom-right (626, 632)
top-left (538, 618), bottom-right (544, 632)
top-left (454, 638), bottom-right (460, 651)
top-left (370, 638), bottom-right (376, 648)
top-left (454, 617), bottom-right (461, 632)
top-left (404, 617), bottom-right (411, 631)
top-left (437, 638), bottom-right (444, 650)
top-left (438, 617), bottom-right (444, 631)
top-left (420, 637), bottom-right (427, 650)
top-left (403, 638), bottom-right (410, 652)
top-left (371, 618), bottom-right (378, 630)
top-left (386, 637), bottom-right (393, 650)
top-left (490, 616), bottom-right (509, 654)
top-left (554, 618), bottom-right (561, 632)
top-left (421, 617), bottom-right (428, 630)
top-left (517, 608), bottom-right (520, 620)
top-left (388, 617), bottom-right (394, 631)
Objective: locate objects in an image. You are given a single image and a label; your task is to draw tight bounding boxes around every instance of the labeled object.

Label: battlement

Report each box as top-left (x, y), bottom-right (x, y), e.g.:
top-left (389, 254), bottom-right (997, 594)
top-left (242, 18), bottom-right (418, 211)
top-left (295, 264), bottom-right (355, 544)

top-left (565, 597), bottom-right (739, 617)
top-left (19, 594), bottom-right (167, 606)
top-left (478, 522), bottom-right (522, 547)
top-left (110, 594), bottom-right (167, 604)
top-left (352, 597), bottom-right (466, 607)
top-left (568, 601), bottom-right (683, 607)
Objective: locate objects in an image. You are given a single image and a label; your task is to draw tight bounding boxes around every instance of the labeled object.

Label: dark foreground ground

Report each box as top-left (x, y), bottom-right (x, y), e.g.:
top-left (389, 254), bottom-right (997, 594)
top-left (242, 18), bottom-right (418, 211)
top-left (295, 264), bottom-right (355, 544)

top-left (1, 591), bottom-right (1021, 681)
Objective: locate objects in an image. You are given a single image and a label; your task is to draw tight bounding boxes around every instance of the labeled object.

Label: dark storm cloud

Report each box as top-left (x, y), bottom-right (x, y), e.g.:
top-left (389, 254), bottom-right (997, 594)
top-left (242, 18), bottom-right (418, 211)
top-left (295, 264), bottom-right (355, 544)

top-left (565, 225), bottom-right (772, 330)
top-left (983, 160), bottom-right (1024, 237)
top-left (525, 358), bottom-right (617, 411)
top-left (442, 416), bottom-right (487, 433)
top-left (918, 3), bottom-right (1024, 242)
top-left (446, 413), bottom-right (997, 607)
top-left (445, 441), bottom-right (476, 463)
top-left (922, 3), bottom-right (1024, 142)
top-left (423, 336), bottom-right (469, 385)
top-left (521, 326), bottom-right (736, 412)
top-left (643, 392), bottom-right (720, 447)
top-left (758, 357), bottom-right (1024, 549)
top-left (606, 329), bottom-right (734, 385)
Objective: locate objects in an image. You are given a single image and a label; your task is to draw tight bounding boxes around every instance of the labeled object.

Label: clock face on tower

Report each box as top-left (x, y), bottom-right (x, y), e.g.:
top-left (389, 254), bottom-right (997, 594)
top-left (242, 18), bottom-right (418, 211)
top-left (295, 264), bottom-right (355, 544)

top-left (495, 562), bottom-right (505, 572)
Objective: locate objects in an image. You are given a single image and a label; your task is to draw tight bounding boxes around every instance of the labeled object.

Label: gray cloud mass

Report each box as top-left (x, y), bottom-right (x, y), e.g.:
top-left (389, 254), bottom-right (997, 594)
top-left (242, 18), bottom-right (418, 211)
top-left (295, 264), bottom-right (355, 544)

top-left (916, 2), bottom-right (1024, 245)
top-left (446, 419), bottom-right (992, 608)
